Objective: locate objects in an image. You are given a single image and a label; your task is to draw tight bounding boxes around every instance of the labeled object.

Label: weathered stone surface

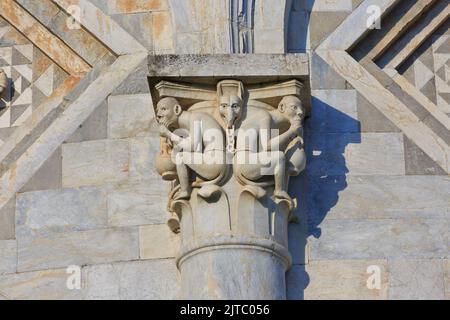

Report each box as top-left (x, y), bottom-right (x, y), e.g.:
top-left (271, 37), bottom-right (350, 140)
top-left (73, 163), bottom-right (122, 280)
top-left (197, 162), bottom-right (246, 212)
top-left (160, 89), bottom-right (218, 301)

top-left (66, 101), bottom-right (108, 143)
top-left (112, 12), bottom-right (153, 50)
top-left (308, 219), bottom-right (448, 260)
top-left (15, 0), bottom-right (60, 26)
top-left (107, 0), bottom-right (169, 14)
top-left (310, 52), bottom-right (347, 89)
top-left (389, 259), bottom-right (445, 300)
top-left (139, 224), bottom-right (178, 260)
top-left (302, 260), bottom-right (388, 300)
top-left (152, 11), bottom-right (174, 53)
top-left (83, 259), bottom-right (179, 300)
top-left (306, 133), bottom-right (405, 175)
top-left (16, 186), bottom-right (107, 238)
top-left (179, 241), bottom-right (287, 299)
top-left (308, 0), bottom-right (353, 12)
top-left (20, 147), bottom-right (62, 192)
top-left (48, 11), bottom-right (109, 66)
top-left (62, 139), bottom-right (129, 187)
top-left (444, 259), bottom-right (450, 299)
top-left (108, 180), bottom-right (169, 227)
top-left (357, 93), bottom-right (400, 133)
top-left (0, 0), bottom-right (90, 76)
top-left (0, 240), bottom-right (16, 275)
top-left (318, 46), bottom-right (450, 174)
top-left (0, 53), bottom-right (148, 226)
top-left (168, 0), bottom-right (229, 54)
top-left (387, 83), bottom-right (430, 121)
top-left (0, 268), bottom-right (83, 300)
top-left (148, 54), bottom-right (309, 78)
top-left (53, 0), bottom-right (145, 55)
top-left (309, 12), bottom-right (348, 49)
top-left (108, 94), bottom-right (154, 139)
top-left (423, 114), bottom-right (450, 145)
top-left (18, 227), bottom-right (139, 272)
top-left (288, 222), bottom-right (309, 266)
top-left (306, 90), bottom-right (359, 133)
top-left (307, 175), bottom-right (450, 221)
top-left (254, 29), bottom-right (285, 54)
top-left (404, 136), bottom-right (447, 175)
top-left (111, 60), bottom-right (151, 95)
top-left (0, 197), bottom-right (15, 240)
top-left (129, 136), bottom-right (160, 181)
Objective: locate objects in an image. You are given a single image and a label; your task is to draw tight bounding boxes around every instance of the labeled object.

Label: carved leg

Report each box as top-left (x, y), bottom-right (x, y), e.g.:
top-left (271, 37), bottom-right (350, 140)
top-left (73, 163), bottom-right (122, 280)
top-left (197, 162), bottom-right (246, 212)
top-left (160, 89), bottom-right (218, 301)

top-left (175, 162), bottom-right (191, 200)
top-left (272, 151), bottom-right (292, 202)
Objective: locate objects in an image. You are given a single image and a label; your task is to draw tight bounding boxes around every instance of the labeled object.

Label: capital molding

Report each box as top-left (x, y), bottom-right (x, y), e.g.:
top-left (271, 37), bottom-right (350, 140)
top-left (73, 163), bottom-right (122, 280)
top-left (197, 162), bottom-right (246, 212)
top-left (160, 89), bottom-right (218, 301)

top-left (149, 53), bottom-right (311, 299)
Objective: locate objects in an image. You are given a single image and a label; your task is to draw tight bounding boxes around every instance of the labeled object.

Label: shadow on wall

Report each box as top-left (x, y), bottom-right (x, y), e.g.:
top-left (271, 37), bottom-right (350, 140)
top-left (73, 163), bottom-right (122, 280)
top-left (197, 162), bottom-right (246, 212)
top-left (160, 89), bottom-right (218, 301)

top-left (287, 97), bottom-right (361, 299)
top-left (287, 0), bottom-right (315, 53)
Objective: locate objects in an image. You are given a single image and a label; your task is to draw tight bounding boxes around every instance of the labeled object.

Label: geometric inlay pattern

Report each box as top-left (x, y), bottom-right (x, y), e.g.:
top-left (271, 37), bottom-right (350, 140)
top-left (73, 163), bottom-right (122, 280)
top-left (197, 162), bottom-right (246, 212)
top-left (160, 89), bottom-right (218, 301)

top-left (399, 25), bottom-right (450, 115)
top-left (432, 34), bottom-right (450, 114)
top-left (0, 16), bottom-right (68, 146)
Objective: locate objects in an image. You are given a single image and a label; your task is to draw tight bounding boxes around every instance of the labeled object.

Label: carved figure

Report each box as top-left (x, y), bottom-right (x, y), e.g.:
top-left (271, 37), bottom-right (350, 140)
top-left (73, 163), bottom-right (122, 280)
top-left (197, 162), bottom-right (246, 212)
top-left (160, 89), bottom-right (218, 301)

top-left (271, 95), bottom-right (307, 177)
top-left (156, 97), bottom-right (226, 200)
top-left (0, 69), bottom-right (7, 100)
top-left (216, 81), bottom-right (297, 203)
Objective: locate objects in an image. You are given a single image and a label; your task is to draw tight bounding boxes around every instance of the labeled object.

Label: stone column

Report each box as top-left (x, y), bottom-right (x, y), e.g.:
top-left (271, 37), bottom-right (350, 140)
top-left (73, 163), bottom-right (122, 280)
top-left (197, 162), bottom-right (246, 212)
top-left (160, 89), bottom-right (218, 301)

top-left (174, 181), bottom-right (293, 299)
top-left (152, 78), bottom-right (307, 300)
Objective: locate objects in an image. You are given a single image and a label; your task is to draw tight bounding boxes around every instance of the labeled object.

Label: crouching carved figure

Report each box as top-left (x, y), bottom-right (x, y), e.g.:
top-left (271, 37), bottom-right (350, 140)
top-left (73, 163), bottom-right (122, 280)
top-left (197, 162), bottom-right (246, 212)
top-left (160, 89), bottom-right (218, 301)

top-left (155, 97), bottom-right (227, 201)
top-left (0, 69), bottom-right (8, 101)
top-left (152, 79), bottom-right (307, 233)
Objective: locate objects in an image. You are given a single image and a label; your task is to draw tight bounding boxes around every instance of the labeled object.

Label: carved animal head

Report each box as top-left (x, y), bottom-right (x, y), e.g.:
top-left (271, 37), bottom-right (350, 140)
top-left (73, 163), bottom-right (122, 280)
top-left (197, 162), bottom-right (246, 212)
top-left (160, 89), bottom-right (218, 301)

top-left (156, 97), bottom-right (182, 129)
top-left (278, 96), bottom-right (305, 120)
top-left (219, 95), bottom-right (243, 129)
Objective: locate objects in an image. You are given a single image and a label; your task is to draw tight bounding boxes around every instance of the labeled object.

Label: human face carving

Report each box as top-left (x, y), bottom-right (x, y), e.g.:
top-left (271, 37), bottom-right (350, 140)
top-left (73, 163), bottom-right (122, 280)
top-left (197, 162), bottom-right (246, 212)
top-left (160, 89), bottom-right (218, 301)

top-left (156, 97), bottom-right (182, 129)
top-left (219, 95), bottom-right (243, 129)
top-left (279, 96), bottom-right (305, 120)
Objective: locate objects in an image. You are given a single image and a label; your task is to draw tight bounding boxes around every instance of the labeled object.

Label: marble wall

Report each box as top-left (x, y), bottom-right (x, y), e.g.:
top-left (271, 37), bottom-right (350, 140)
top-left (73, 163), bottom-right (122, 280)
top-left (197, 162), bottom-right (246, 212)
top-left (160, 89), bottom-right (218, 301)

top-left (0, 0), bottom-right (448, 300)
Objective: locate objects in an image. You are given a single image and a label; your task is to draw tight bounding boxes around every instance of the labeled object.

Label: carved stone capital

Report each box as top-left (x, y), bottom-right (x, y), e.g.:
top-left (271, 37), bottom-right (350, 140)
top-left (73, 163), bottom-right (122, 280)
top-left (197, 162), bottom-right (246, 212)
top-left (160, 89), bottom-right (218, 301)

top-left (148, 54), bottom-right (310, 299)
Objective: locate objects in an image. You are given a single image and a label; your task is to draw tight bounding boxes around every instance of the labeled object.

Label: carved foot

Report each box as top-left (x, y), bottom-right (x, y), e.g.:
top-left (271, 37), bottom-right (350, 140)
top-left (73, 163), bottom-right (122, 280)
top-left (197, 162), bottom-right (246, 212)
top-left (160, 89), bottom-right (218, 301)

top-left (274, 190), bottom-right (292, 202)
top-left (174, 190), bottom-right (190, 200)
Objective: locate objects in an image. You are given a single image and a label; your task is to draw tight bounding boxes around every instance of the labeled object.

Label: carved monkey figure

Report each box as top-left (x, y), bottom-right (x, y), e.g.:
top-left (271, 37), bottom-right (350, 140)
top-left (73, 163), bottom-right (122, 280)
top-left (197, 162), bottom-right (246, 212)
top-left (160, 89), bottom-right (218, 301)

top-left (156, 97), bottom-right (226, 200)
top-left (0, 69), bottom-right (7, 102)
